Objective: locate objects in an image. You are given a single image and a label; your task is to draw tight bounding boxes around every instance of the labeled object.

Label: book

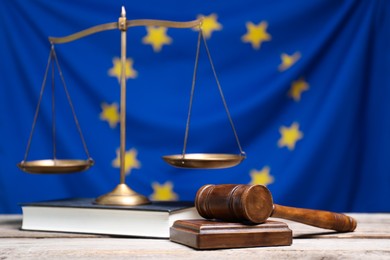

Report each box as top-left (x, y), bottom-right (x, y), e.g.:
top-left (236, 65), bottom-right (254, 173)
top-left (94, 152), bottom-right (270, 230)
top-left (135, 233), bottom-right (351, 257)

top-left (21, 198), bottom-right (200, 238)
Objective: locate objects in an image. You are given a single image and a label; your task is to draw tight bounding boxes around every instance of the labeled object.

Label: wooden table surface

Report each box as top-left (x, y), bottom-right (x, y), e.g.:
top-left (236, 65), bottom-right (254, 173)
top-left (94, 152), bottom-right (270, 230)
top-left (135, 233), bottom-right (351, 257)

top-left (0, 213), bottom-right (389, 259)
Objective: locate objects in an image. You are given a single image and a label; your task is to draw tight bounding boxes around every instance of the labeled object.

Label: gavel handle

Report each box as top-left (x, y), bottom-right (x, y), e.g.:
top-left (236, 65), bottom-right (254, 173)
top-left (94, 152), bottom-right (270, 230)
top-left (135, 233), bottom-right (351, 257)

top-left (271, 204), bottom-right (357, 232)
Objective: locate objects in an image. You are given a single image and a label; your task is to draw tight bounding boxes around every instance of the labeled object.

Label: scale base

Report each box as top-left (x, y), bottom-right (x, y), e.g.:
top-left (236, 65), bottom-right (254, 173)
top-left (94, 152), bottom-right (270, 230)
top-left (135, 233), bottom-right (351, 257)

top-left (170, 219), bottom-right (292, 249)
top-left (94, 183), bottom-right (150, 206)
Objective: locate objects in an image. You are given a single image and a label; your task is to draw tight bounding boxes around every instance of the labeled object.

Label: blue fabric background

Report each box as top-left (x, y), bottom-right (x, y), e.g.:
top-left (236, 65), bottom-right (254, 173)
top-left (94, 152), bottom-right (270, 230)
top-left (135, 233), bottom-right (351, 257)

top-left (0, 0), bottom-right (389, 213)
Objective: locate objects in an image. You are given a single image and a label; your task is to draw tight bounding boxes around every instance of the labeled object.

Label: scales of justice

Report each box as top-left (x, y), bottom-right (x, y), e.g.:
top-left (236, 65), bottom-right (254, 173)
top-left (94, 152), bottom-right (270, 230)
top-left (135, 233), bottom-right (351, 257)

top-left (17, 7), bottom-right (246, 206)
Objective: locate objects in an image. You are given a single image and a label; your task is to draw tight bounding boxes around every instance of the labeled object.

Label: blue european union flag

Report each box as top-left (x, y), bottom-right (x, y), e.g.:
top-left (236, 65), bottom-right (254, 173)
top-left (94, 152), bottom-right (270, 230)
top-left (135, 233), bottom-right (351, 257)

top-left (1, 0), bottom-right (389, 213)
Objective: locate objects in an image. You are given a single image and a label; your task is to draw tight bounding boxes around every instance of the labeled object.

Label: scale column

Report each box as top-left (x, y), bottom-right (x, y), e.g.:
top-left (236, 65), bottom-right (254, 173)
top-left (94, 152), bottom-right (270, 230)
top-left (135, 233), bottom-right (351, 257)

top-left (94, 7), bottom-right (149, 206)
top-left (119, 6), bottom-right (127, 184)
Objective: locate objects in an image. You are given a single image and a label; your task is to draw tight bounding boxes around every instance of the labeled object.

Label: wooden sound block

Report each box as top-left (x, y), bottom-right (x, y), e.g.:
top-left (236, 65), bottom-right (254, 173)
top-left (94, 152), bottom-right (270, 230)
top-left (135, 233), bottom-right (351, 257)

top-left (170, 219), bottom-right (292, 250)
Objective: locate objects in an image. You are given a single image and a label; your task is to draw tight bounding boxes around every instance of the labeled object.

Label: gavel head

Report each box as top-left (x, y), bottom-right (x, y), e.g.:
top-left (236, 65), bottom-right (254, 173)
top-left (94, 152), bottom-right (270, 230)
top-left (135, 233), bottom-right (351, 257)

top-left (195, 184), bottom-right (274, 224)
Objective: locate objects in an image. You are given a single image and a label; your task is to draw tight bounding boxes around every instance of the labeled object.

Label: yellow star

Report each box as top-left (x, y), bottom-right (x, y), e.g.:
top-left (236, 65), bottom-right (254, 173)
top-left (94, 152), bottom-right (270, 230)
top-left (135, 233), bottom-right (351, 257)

top-left (142, 26), bottom-right (172, 52)
top-left (112, 148), bottom-right (141, 175)
top-left (150, 181), bottom-right (178, 201)
top-left (278, 52), bottom-right (301, 71)
top-left (108, 57), bottom-right (138, 82)
top-left (197, 13), bottom-right (222, 39)
top-left (289, 78), bottom-right (309, 102)
top-left (249, 166), bottom-right (274, 186)
top-left (241, 21), bottom-right (271, 50)
top-left (278, 122), bottom-right (303, 150)
top-left (100, 102), bottom-right (120, 128)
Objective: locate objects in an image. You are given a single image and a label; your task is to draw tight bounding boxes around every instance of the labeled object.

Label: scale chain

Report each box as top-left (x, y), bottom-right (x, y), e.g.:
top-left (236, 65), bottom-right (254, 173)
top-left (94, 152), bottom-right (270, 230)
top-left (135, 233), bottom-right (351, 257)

top-left (201, 30), bottom-right (245, 157)
top-left (182, 29), bottom-right (202, 158)
top-left (22, 47), bottom-right (54, 163)
top-left (51, 50), bottom-right (57, 160)
top-left (182, 29), bottom-right (245, 157)
top-left (22, 45), bottom-right (92, 163)
top-left (51, 46), bottom-right (92, 160)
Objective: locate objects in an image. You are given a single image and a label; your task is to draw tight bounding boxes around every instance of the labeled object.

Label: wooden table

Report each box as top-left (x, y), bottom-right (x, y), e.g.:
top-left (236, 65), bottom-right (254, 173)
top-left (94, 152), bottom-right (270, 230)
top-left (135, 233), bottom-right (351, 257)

top-left (0, 214), bottom-right (389, 259)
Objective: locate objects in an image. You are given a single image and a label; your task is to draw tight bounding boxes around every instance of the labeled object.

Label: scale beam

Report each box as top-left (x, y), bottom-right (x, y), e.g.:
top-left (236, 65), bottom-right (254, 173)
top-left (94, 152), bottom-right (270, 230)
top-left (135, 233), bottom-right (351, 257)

top-left (49, 19), bottom-right (202, 44)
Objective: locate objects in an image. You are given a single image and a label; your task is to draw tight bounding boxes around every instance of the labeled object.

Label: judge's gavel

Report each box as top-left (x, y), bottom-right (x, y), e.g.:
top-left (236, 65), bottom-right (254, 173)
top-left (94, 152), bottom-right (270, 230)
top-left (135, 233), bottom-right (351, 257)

top-left (195, 184), bottom-right (357, 232)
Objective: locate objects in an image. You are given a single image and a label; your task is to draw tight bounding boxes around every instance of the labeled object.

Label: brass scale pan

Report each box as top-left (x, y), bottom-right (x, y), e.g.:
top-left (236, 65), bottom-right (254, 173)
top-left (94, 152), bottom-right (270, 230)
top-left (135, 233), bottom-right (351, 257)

top-left (18, 18), bottom-right (245, 174)
top-left (18, 159), bottom-right (94, 174)
top-left (163, 154), bottom-right (245, 169)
